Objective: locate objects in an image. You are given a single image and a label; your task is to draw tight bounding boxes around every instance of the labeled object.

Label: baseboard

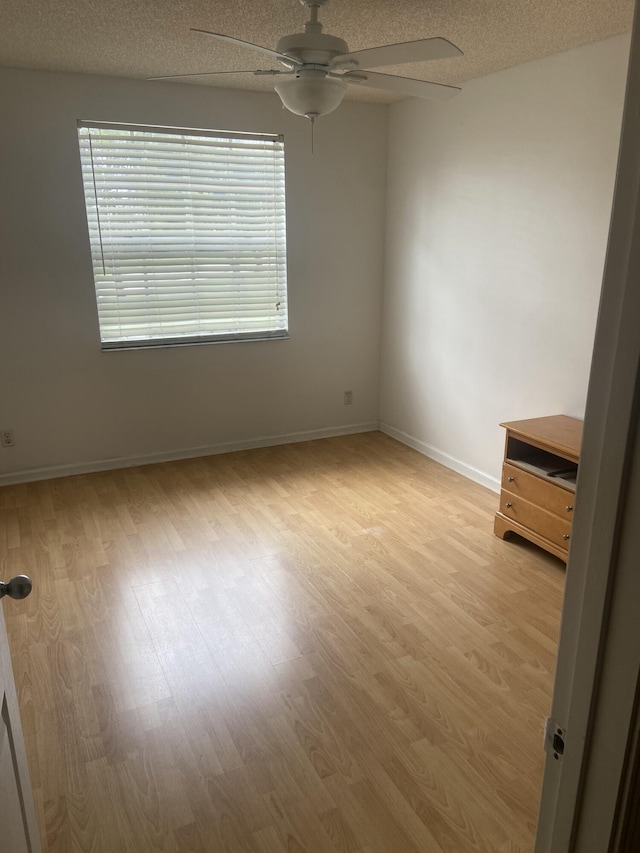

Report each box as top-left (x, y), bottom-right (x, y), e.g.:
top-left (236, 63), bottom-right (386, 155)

top-left (379, 422), bottom-right (500, 493)
top-left (0, 422), bottom-right (379, 486)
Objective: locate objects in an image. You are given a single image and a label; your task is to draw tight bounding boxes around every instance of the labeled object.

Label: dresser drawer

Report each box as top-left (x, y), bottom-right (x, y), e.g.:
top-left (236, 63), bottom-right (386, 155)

top-left (499, 491), bottom-right (572, 550)
top-left (502, 462), bottom-right (575, 518)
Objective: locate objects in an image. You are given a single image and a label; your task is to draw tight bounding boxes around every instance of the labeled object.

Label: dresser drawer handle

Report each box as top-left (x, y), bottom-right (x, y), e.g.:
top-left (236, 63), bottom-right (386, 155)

top-left (507, 476), bottom-right (515, 483)
top-left (505, 502), bottom-right (512, 509)
top-left (563, 534), bottom-right (571, 541)
top-left (565, 506), bottom-right (574, 512)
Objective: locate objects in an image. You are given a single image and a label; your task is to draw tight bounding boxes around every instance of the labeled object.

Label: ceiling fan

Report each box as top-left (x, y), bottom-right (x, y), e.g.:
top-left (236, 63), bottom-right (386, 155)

top-left (150, 0), bottom-right (463, 122)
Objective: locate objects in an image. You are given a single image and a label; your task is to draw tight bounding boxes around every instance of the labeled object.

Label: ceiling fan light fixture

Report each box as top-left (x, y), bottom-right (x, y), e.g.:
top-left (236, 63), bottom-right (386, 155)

top-left (274, 75), bottom-right (347, 118)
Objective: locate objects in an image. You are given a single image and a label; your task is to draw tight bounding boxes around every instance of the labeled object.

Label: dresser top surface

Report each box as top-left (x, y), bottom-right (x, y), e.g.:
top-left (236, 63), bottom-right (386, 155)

top-left (500, 415), bottom-right (583, 459)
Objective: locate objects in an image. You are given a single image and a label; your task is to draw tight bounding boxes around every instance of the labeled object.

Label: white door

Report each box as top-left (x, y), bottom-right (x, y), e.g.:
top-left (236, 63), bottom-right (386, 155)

top-left (0, 575), bottom-right (41, 853)
top-left (535, 0), bottom-right (640, 849)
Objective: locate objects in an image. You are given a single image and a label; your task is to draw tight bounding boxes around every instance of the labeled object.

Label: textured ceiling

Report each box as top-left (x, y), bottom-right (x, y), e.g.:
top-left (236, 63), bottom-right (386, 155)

top-left (0, 0), bottom-right (633, 104)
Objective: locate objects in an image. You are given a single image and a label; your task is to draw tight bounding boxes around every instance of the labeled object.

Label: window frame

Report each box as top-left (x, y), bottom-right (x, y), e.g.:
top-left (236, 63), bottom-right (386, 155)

top-left (77, 120), bottom-right (289, 351)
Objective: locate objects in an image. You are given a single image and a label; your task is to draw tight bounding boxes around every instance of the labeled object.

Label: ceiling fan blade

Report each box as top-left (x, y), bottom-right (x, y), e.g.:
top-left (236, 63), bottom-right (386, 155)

top-left (147, 70), bottom-right (291, 81)
top-left (342, 70), bottom-right (461, 101)
top-left (332, 37), bottom-right (462, 70)
top-left (190, 29), bottom-right (302, 66)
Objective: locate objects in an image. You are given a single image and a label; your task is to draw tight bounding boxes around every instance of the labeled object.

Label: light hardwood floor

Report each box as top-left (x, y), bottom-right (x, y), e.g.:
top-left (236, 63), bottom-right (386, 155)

top-left (0, 432), bottom-right (564, 852)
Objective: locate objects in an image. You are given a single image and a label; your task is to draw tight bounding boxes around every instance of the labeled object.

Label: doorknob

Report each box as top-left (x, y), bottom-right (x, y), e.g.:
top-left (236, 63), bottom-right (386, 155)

top-left (0, 575), bottom-right (33, 600)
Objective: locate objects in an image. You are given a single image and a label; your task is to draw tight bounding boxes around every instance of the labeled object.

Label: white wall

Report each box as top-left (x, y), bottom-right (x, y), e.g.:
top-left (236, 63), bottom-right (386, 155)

top-left (0, 68), bottom-right (387, 481)
top-left (380, 35), bottom-right (630, 489)
top-left (1, 37), bottom-right (630, 487)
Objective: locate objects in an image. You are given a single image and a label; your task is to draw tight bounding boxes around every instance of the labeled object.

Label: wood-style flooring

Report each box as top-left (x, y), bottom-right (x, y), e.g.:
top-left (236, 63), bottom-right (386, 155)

top-left (0, 432), bottom-right (565, 852)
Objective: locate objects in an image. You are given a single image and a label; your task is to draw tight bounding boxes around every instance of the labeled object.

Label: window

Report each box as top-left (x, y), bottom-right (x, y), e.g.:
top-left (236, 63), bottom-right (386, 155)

top-left (77, 121), bottom-right (288, 349)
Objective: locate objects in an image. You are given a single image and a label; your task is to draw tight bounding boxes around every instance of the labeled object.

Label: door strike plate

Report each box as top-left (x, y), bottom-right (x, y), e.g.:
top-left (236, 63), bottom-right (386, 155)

top-left (544, 716), bottom-right (566, 763)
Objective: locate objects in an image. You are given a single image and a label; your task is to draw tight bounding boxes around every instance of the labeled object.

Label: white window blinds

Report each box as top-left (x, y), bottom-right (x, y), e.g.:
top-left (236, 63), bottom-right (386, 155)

top-left (77, 122), bottom-right (288, 349)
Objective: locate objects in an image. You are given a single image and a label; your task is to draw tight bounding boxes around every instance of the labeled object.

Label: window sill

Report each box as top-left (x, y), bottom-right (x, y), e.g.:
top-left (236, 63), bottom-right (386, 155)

top-left (100, 333), bottom-right (290, 352)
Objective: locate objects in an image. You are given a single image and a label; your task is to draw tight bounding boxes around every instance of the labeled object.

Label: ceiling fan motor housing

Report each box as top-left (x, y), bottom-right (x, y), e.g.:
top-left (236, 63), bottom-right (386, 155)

top-left (276, 32), bottom-right (348, 66)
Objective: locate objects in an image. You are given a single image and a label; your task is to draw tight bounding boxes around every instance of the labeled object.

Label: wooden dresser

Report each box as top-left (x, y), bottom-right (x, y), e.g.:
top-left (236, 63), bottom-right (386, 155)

top-left (494, 415), bottom-right (583, 561)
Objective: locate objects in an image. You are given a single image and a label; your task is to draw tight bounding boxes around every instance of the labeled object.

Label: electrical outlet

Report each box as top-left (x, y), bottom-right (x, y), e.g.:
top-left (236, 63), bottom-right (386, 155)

top-left (1, 429), bottom-right (15, 448)
top-left (344, 391), bottom-right (353, 406)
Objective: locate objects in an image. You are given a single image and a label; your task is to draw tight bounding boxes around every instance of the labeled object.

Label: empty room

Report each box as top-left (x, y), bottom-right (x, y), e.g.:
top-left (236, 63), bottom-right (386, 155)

top-left (1, 0), bottom-right (638, 851)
